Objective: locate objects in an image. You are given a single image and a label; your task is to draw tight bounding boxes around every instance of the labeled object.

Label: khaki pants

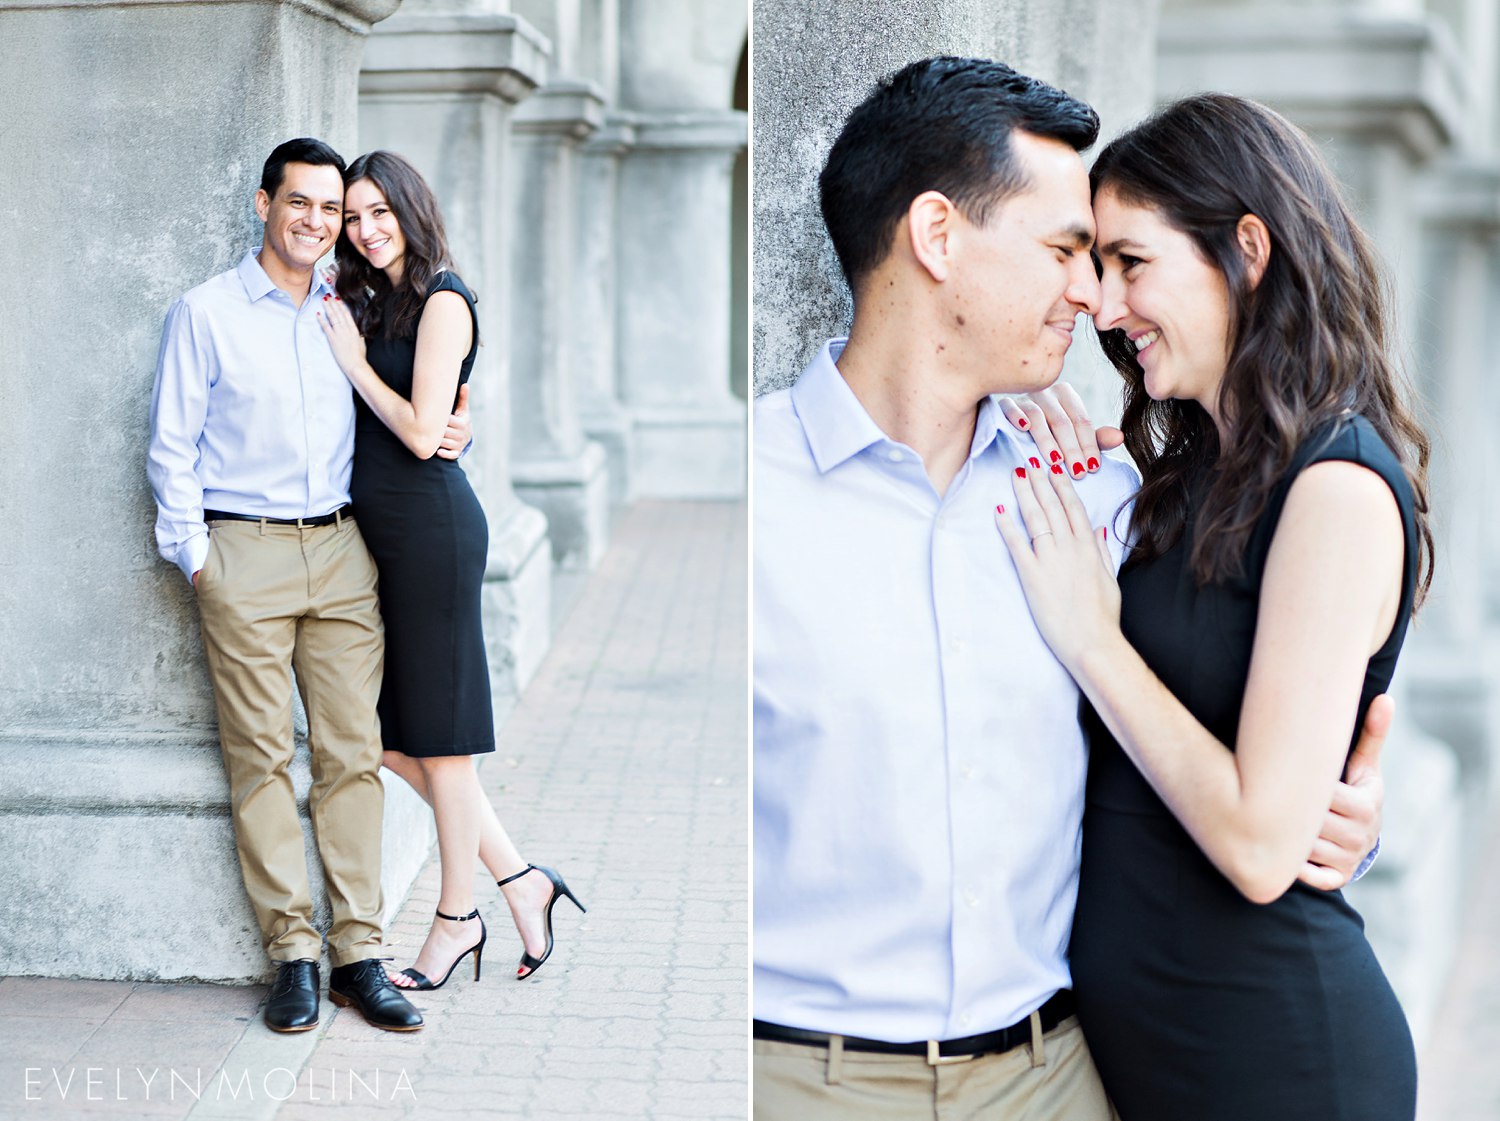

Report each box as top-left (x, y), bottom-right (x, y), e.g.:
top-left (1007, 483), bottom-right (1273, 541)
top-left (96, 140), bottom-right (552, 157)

top-left (196, 516), bottom-right (386, 967)
top-left (754, 1017), bottom-right (1117, 1121)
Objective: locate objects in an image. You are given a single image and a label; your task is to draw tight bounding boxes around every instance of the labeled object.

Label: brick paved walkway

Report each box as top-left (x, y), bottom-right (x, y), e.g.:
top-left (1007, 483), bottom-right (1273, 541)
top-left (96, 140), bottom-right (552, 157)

top-left (0, 500), bottom-right (748, 1121)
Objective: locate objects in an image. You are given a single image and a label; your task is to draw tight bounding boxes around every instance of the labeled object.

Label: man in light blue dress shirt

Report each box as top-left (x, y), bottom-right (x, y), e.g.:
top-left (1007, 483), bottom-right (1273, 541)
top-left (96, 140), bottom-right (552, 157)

top-left (148, 139), bottom-right (423, 1035)
top-left (753, 58), bottom-right (1385, 1119)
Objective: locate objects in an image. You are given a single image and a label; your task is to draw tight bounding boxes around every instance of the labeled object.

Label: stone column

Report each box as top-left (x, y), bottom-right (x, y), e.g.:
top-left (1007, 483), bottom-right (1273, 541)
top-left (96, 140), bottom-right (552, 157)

top-left (577, 114), bottom-right (639, 507)
top-left (615, 110), bottom-right (747, 497)
top-left (359, 0), bottom-right (555, 698)
top-left (1157, 0), bottom-right (1470, 1047)
top-left (0, 0), bottom-right (406, 983)
top-left (510, 80), bottom-right (613, 569)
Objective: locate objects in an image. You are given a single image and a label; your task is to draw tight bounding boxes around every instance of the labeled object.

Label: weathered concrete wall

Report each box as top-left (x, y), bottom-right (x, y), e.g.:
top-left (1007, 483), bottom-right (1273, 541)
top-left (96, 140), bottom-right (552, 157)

top-left (0, 0), bottom-right (431, 983)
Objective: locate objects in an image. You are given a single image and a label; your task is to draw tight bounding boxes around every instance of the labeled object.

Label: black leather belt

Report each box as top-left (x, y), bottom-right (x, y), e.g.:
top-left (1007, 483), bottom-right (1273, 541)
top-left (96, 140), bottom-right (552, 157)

top-left (753, 989), bottom-right (1075, 1065)
top-left (204, 505), bottom-right (352, 528)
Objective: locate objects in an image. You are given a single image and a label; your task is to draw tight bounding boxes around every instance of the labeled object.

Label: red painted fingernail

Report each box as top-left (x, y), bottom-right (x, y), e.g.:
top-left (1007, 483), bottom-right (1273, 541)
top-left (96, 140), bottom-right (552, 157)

top-left (1029, 457), bottom-right (1041, 469)
top-left (1015, 467), bottom-right (1026, 479)
top-left (323, 294), bottom-right (329, 300)
top-left (1088, 457), bottom-right (1100, 471)
top-left (996, 504), bottom-right (1005, 515)
top-left (1050, 450), bottom-right (1062, 463)
top-left (1072, 462), bottom-right (1084, 476)
top-left (1017, 416), bottom-right (1029, 429)
top-left (1051, 464), bottom-right (1063, 475)
top-left (1104, 527), bottom-right (1109, 541)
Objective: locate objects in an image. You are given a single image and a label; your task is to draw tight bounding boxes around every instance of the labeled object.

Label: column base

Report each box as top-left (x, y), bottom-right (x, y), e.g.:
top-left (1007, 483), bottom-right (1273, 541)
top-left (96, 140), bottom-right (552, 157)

top-left (482, 502), bottom-right (553, 701)
top-left (513, 441), bottom-right (612, 572)
top-left (630, 403), bottom-right (746, 499)
top-left (0, 738), bottom-right (432, 983)
top-left (583, 407), bottom-right (637, 508)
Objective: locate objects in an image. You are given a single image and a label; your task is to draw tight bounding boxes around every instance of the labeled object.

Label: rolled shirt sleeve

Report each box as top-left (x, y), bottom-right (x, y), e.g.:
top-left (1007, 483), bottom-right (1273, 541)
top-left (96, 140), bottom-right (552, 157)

top-left (147, 298), bottom-right (213, 583)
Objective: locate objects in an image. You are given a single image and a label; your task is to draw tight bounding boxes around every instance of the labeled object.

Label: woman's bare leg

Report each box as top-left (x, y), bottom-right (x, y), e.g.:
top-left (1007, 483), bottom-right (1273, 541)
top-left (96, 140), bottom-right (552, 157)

top-left (382, 750), bottom-right (552, 973)
top-left (389, 755), bottom-right (482, 987)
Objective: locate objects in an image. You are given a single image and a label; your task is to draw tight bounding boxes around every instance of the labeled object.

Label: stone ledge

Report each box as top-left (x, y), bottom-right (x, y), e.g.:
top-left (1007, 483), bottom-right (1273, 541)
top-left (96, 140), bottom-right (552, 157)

top-left (1419, 158), bottom-right (1500, 229)
top-left (618, 109), bottom-right (747, 153)
top-left (359, 10), bottom-right (549, 101)
top-left (0, 739), bottom-right (434, 982)
top-left (484, 500), bottom-right (550, 582)
top-left (1157, 10), bottom-right (1465, 161)
top-left (514, 78), bottom-right (608, 136)
top-left (5, 0), bottom-right (400, 34)
top-left (512, 440), bottom-right (609, 488)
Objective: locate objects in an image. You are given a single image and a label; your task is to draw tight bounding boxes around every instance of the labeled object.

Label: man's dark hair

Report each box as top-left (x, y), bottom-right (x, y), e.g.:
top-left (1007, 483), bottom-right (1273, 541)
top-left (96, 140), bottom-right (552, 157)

top-left (819, 57), bottom-right (1099, 295)
top-left (260, 138), bottom-right (346, 199)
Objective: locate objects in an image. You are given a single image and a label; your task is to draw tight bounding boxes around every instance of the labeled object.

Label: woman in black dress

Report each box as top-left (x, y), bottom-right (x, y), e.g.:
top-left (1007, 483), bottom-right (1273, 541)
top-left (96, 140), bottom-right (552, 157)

top-left (994, 95), bottom-right (1432, 1119)
top-left (319, 151), bottom-right (583, 991)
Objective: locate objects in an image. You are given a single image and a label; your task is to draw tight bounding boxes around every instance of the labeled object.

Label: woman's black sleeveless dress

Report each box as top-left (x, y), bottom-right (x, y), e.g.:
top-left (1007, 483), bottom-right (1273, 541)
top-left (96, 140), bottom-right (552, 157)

top-left (349, 272), bottom-right (495, 757)
top-left (1070, 417), bottom-right (1418, 1120)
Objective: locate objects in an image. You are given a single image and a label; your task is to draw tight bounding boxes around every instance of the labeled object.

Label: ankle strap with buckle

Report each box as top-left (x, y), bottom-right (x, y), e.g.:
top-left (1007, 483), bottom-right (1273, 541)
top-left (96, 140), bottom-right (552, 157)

top-left (435, 907), bottom-right (481, 922)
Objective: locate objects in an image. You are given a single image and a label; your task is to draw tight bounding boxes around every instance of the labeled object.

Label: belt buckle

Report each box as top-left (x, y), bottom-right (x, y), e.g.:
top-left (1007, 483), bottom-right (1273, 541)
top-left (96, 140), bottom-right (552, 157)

top-left (926, 1039), bottom-right (975, 1066)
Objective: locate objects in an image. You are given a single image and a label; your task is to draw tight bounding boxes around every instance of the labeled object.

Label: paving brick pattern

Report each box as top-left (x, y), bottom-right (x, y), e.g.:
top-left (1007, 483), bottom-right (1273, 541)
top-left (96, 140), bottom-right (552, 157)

top-left (0, 500), bottom-right (748, 1121)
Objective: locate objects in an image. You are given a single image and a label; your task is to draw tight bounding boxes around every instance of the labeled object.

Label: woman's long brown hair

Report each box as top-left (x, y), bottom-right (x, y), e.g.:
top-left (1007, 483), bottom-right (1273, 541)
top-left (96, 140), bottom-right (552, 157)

top-left (334, 150), bottom-right (462, 341)
top-left (1090, 94), bottom-right (1433, 605)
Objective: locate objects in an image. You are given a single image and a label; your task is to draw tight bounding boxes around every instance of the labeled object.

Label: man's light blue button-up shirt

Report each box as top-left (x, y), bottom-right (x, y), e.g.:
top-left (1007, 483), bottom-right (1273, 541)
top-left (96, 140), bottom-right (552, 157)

top-left (147, 251), bottom-right (354, 582)
top-left (754, 339), bottom-right (1139, 1042)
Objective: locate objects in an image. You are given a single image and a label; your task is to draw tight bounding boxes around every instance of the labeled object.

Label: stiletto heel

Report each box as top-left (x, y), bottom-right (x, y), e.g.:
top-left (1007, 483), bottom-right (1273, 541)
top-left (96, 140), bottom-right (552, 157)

top-left (498, 863), bottom-right (587, 979)
top-left (396, 907), bottom-right (487, 991)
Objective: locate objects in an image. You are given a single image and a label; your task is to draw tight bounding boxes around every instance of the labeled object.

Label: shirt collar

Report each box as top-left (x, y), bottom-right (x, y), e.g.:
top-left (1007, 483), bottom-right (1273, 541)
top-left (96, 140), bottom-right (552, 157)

top-left (790, 339), bottom-right (890, 473)
top-left (235, 249), bottom-right (335, 303)
top-left (970, 394), bottom-right (1011, 460)
top-left (791, 339), bottom-right (1016, 473)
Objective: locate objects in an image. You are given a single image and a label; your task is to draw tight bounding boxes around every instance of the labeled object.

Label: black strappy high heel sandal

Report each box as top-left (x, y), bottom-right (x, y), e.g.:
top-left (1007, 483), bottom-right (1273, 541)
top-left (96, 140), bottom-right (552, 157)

top-left (497, 864), bottom-right (586, 979)
top-left (396, 907), bottom-right (487, 991)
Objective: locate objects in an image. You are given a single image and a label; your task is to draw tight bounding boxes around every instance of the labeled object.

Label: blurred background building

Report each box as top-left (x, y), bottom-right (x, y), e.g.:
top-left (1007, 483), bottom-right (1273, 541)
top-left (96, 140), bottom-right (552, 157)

top-left (754, 2), bottom-right (1498, 1117)
top-left (0, 0), bottom-right (746, 984)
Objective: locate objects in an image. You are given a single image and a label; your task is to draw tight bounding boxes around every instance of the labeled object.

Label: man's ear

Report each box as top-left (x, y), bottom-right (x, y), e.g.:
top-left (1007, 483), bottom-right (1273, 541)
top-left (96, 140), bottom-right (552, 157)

top-left (1237, 213), bottom-right (1271, 289)
top-left (254, 188), bottom-right (271, 223)
top-left (907, 190), bottom-right (958, 283)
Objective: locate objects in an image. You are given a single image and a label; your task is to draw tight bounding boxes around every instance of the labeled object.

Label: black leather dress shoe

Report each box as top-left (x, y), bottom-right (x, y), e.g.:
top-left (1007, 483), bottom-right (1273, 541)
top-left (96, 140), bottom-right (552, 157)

top-left (329, 959), bottom-right (424, 1032)
top-left (264, 959), bottom-right (320, 1032)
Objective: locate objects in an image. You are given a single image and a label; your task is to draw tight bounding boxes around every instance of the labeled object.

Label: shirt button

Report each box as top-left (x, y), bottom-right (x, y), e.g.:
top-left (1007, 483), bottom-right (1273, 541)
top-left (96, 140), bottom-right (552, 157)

top-left (885, 448), bottom-right (902, 462)
top-left (960, 762), bottom-right (975, 780)
top-left (949, 637), bottom-right (967, 655)
top-left (961, 1013), bottom-right (973, 1028)
top-left (965, 889), bottom-right (979, 908)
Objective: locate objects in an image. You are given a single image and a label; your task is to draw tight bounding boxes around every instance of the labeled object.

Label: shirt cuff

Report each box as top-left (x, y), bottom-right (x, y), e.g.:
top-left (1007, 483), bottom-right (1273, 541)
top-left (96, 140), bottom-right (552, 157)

top-left (178, 531), bottom-right (210, 585)
top-left (1350, 836), bottom-right (1381, 883)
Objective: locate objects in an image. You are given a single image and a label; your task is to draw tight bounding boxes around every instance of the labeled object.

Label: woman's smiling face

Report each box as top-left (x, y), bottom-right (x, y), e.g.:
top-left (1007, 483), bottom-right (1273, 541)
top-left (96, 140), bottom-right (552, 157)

top-left (1092, 187), bottom-right (1234, 420)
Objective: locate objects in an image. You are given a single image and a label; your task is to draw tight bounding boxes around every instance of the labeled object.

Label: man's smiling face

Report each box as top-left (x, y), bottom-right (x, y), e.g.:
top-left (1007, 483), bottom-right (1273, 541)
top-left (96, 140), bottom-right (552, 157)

top-left (945, 131), bottom-right (1102, 396)
top-left (256, 161), bottom-right (345, 275)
